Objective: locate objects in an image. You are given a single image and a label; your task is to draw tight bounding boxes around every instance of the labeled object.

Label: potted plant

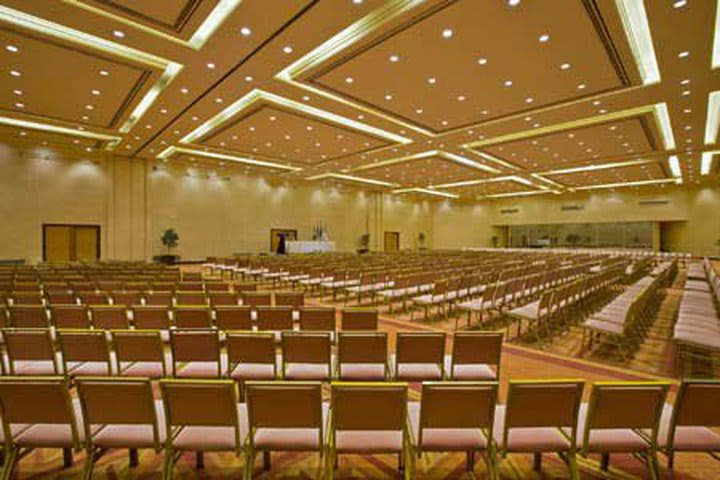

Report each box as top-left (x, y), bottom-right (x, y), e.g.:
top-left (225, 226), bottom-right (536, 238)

top-left (418, 232), bottom-right (426, 250)
top-left (358, 233), bottom-right (370, 254)
top-left (159, 228), bottom-right (179, 264)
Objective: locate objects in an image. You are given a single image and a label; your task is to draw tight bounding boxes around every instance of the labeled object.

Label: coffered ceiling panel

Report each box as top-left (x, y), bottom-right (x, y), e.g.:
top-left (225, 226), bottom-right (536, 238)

top-left (304, 0), bottom-right (635, 133)
top-left (0, 28), bottom-right (152, 129)
top-left (200, 104), bottom-right (389, 165)
top-left (480, 117), bottom-right (659, 170)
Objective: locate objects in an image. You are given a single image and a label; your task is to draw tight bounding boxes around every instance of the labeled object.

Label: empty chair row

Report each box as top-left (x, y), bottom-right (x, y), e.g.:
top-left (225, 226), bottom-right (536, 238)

top-left (1, 328), bottom-right (502, 383)
top-left (1, 377), bottom-right (716, 479)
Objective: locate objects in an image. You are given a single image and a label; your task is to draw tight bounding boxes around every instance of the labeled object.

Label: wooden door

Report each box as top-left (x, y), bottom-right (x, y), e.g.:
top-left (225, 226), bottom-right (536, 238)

top-left (44, 225), bottom-right (72, 262)
top-left (270, 228), bottom-right (297, 253)
top-left (74, 226), bottom-right (100, 260)
top-left (384, 231), bottom-right (400, 253)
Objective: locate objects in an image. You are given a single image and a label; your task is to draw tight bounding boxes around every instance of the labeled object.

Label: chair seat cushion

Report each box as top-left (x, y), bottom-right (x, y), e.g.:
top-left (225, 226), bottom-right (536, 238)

top-left (13, 399), bottom-right (85, 448)
top-left (229, 363), bottom-right (276, 380)
top-left (67, 361), bottom-right (112, 377)
top-left (253, 403), bottom-right (329, 451)
top-left (396, 363), bottom-right (443, 381)
top-left (91, 400), bottom-right (166, 448)
top-left (173, 426), bottom-right (239, 451)
top-left (339, 363), bottom-right (386, 380)
top-left (120, 361), bottom-right (166, 378)
top-left (408, 402), bottom-right (487, 451)
top-left (585, 429), bottom-right (649, 452)
top-left (175, 362), bottom-right (220, 378)
top-left (284, 363), bottom-right (331, 381)
top-left (335, 430), bottom-right (403, 453)
top-left (11, 360), bottom-right (60, 376)
top-left (667, 426), bottom-right (720, 451)
top-left (450, 364), bottom-right (496, 381)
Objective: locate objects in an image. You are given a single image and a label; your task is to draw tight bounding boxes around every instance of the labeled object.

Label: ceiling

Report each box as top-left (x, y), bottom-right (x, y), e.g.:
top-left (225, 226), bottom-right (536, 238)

top-left (1, 0), bottom-right (719, 201)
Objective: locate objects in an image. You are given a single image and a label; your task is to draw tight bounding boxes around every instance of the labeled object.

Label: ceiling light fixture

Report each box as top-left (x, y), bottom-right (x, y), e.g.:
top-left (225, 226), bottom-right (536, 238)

top-left (180, 88), bottom-right (189, 94)
top-left (538, 34), bottom-right (550, 42)
top-left (393, 188), bottom-right (459, 199)
top-left (207, 62), bottom-right (216, 69)
top-left (504, 80), bottom-right (513, 87)
top-left (668, 155), bottom-right (682, 180)
top-left (6, 44), bottom-right (18, 52)
top-left (112, 30), bottom-right (124, 38)
top-left (240, 26), bottom-right (251, 36)
top-left (615, 0), bottom-right (661, 85)
top-left (307, 172), bottom-right (396, 187)
top-left (13, 89), bottom-right (22, 95)
top-left (9, 70), bottom-right (20, 77)
top-left (673, 0), bottom-right (687, 7)
top-left (389, 54), bottom-right (399, 62)
top-left (427, 77), bottom-right (436, 84)
top-left (442, 28), bottom-right (453, 38)
top-left (508, 0), bottom-right (521, 6)
top-left (560, 63), bottom-right (571, 70)
top-left (678, 51), bottom-right (689, 58)
top-left (91, 89), bottom-right (100, 95)
top-left (345, 77), bottom-right (354, 83)
top-left (704, 90), bottom-right (720, 144)
top-left (701, 151), bottom-right (718, 175)
top-left (283, 46), bottom-right (293, 54)
top-left (99, 69), bottom-right (109, 76)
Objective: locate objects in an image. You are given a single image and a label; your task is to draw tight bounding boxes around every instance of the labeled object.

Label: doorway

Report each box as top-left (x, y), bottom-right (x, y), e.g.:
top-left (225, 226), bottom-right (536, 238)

top-left (270, 228), bottom-right (297, 254)
top-left (43, 224), bottom-right (101, 262)
top-left (384, 231), bottom-right (400, 253)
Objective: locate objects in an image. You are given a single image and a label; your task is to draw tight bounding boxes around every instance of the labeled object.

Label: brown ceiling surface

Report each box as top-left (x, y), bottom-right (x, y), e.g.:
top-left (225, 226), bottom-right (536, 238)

top-left (0, 0), bottom-right (717, 199)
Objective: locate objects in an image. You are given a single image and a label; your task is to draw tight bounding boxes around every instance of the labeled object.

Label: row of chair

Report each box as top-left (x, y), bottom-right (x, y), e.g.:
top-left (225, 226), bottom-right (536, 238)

top-left (1, 377), bottom-right (716, 479)
top-left (2, 328), bottom-right (503, 383)
top-left (2, 305), bottom-right (375, 332)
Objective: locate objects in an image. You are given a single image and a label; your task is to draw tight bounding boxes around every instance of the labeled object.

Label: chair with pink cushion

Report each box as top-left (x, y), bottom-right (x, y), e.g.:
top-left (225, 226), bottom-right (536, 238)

top-left (660, 379), bottom-right (720, 469)
top-left (244, 381), bottom-right (326, 478)
top-left (579, 381), bottom-right (670, 479)
top-left (77, 377), bottom-right (165, 479)
top-left (170, 329), bottom-right (222, 378)
top-left (327, 382), bottom-right (412, 479)
top-left (495, 379), bottom-right (584, 479)
top-left (3, 328), bottom-right (61, 375)
top-left (112, 330), bottom-right (168, 378)
top-left (227, 332), bottom-right (278, 388)
top-left (57, 329), bottom-right (113, 378)
top-left (337, 332), bottom-right (389, 381)
top-left (160, 379), bottom-right (244, 476)
top-left (281, 331), bottom-right (332, 381)
top-left (0, 376), bottom-right (83, 478)
top-left (409, 381), bottom-right (498, 476)
top-left (447, 332), bottom-right (503, 381)
top-left (394, 332), bottom-right (446, 381)
top-left (340, 308), bottom-right (378, 331)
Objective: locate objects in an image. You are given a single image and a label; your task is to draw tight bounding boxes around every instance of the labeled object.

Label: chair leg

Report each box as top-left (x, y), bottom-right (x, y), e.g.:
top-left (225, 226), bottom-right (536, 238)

top-left (162, 449), bottom-right (175, 480)
top-left (82, 449), bottom-right (96, 480)
top-left (533, 452), bottom-right (542, 471)
top-left (600, 452), bottom-right (610, 471)
top-left (465, 450), bottom-right (475, 472)
top-left (667, 451), bottom-right (675, 470)
top-left (196, 451), bottom-right (204, 469)
top-left (129, 448), bottom-right (138, 468)
top-left (646, 451), bottom-right (661, 480)
top-left (63, 448), bottom-right (73, 468)
top-left (0, 447), bottom-right (17, 480)
top-left (566, 452), bottom-right (580, 480)
top-left (263, 451), bottom-right (271, 470)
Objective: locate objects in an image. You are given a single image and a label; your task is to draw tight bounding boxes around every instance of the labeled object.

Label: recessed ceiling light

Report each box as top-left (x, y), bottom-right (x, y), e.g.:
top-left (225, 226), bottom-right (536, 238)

top-left (673, 0), bottom-right (687, 7)
top-left (240, 27), bottom-right (252, 36)
top-left (504, 80), bottom-right (513, 87)
top-left (678, 51), bottom-right (689, 58)
top-left (477, 58), bottom-right (488, 65)
top-left (19, 131), bottom-right (26, 136)
top-left (244, 76), bottom-right (253, 82)
top-left (415, 108), bottom-right (423, 114)
top-left (525, 97), bottom-right (534, 103)
top-left (384, 94), bottom-right (393, 100)
top-left (538, 34), bottom-right (550, 42)
top-left (684, 125), bottom-right (692, 130)
top-left (560, 63), bottom-right (571, 70)
top-left (682, 90), bottom-right (691, 96)
top-left (14, 102), bottom-right (24, 108)
top-left (282, 46), bottom-right (293, 54)
top-left (508, 0), bottom-right (520, 6)
top-left (599, 109), bottom-right (607, 114)
top-left (192, 116), bottom-right (199, 121)
top-left (9, 70), bottom-right (21, 77)
top-left (352, 0), bottom-right (363, 4)
top-left (680, 79), bottom-right (690, 85)
top-left (180, 88), bottom-right (189, 94)
top-left (85, 104), bottom-right (94, 110)
top-left (13, 89), bottom-right (22, 95)
top-left (99, 70), bottom-right (109, 76)
top-left (215, 98), bottom-right (223, 103)
top-left (91, 89), bottom-right (100, 95)
top-left (160, 108), bottom-right (167, 114)
top-left (6, 45), bottom-right (18, 53)
top-left (145, 125), bottom-right (152, 129)
top-left (457, 95), bottom-right (466, 101)
top-left (345, 77), bottom-right (354, 84)
top-left (207, 63), bottom-right (216, 69)
top-left (442, 28), bottom-right (453, 39)
top-left (577, 83), bottom-right (587, 89)
top-left (112, 30), bottom-right (125, 38)
top-left (427, 77), bottom-right (436, 84)
top-left (683, 108), bottom-right (692, 113)
top-left (389, 54), bottom-right (399, 63)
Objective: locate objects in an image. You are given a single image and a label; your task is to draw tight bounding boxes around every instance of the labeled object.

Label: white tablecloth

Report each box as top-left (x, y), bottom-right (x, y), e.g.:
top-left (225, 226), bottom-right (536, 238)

top-left (286, 241), bottom-right (336, 254)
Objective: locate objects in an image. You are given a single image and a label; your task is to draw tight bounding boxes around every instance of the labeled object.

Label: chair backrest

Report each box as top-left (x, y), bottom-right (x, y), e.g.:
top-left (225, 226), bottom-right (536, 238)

top-left (175, 292), bottom-right (208, 306)
top-left (11, 292), bottom-right (44, 305)
top-left (671, 379), bottom-right (720, 428)
top-left (57, 329), bottom-right (111, 363)
top-left (144, 291), bottom-right (174, 306)
top-left (8, 305), bottom-right (48, 328)
top-left (256, 306), bottom-right (293, 331)
top-left (170, 329), bottom-right (220, 363)
top-left (77, 377), bottom-right (159, 446)
top-left (235, 282), bottom-right (257, 293)
top-left (337, 332), bottom-right (387, 364)
top-left (215, 305), bottom-right (253, 330)
top-left (584, 382), bottom-right (669, 432)
top-left (226, 332), bottom-right (276, 366)
top-left (209, 291), bottom-right (239, 306)
top-left (298, 307), bottom-right (335, 331)
top-left (161, 379), bottom-right (239, 430)
top-left (91, 305), bottom-right (129, 329)
top-left (331, 382), bottom-right (407, 431)
top-left (46, 291), bottom-right (77, 305)
top-left (132, 305), bottom-right (171, 330)
top-left (0, 377), bottom-right (80, 447)
top-left (242, 292), bottom-right (272, 308)
top-left (340, 308), bottom-right (378, 331)
top-left (178, 281), bottom-right (203, 292)
top-left (50, 304), bottom-right (90, 329)
top-left (110, 291), bottom-right (142, 308)
top-left (3, 328), bottom-right (57, 371)
top-left (174, 306), bottom-right (212, 329)
top-left (246, 381), bottom-right (322, 431)
top-left (77, 291), bottom-right (110, 305)
top-left (281, 332), bottom-right (331, 365)
top-left (504, 380), bottom-right (584, 431)
top-left (274, 292), bottom-right (304, 308)
top-left (419, 381), bottom-right (497, 433)
top-left (204, 282), bottom-right (230, 292)
top-left (451, 332), bottom-right (503, 367)
top-left (112, 330), bottom-right (165, 363)
top-left (396, 332), bottom-right (445, 365)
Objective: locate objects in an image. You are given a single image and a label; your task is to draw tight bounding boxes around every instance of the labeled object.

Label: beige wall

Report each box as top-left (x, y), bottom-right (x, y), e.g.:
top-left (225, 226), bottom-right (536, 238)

top-left (1, 139), bottom-right (718, 261)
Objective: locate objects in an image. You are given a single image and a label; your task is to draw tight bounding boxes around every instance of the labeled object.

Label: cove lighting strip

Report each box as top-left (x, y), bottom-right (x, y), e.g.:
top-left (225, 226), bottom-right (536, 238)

top-left (157, 146), bottom-right (302, 172)
top-left (574, 178), bottom-right (679, 191)
top-left (714, 0), bottom-right (720, 69)
top-left (180, 89), bottom-right (412, 146)
top-left (392, 188), bottom-right (459, 199)
top-left (539, 158), bottom-right (657, 176)
top-left (63, 0), bottom-right (241, 50)
top-left (668, 155), bottom-right (682, 182)
top-left (305, 173), bottom-right (397, 187)
top-left (353, 150), bottom-right (499, 174)
top-left (614, 0), bottom-right (661, 85)
top-left (483, 190), bottom-right (555, 199)
top-left (705, 91), bottom-right (720, 145)
top-left (0, 116), bottom-right (121, 143)
top-left (701, 150), bottom-right (719, 176)
top-left (429, 175), bottom-right (536, 190)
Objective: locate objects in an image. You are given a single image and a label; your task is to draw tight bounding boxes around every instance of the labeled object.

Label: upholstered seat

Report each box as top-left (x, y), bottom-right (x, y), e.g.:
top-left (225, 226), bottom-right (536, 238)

top-left (335, 430), bottom-right (403, 453)
top-left (339, 363), bottom-right (385, 380)
top-left (252, 403), bottom-right (329, 451)
top-left (396, 363), bottom-right (443, 380)
top-left (284, 363), bottom-right (331, 380)
top-left (230, 363), bottom-right (276, 380)
top-left (173, 426), bottom-right (239, 451)
top-left (408, 402), bottom-right (487, 451)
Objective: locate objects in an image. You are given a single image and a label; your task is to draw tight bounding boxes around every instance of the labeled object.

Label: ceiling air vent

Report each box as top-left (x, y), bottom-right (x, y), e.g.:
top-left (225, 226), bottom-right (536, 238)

top-left (561, 205), bottom-right (584, 211)
top-left (638, 200), bottom-right (670, 206)
top-left (500, 208), bottom-right (519, 214)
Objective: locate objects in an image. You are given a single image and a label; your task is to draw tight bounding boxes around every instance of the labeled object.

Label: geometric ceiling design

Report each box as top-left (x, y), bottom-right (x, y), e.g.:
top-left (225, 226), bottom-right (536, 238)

top-left (0, 0), bottom-right (718, 201)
